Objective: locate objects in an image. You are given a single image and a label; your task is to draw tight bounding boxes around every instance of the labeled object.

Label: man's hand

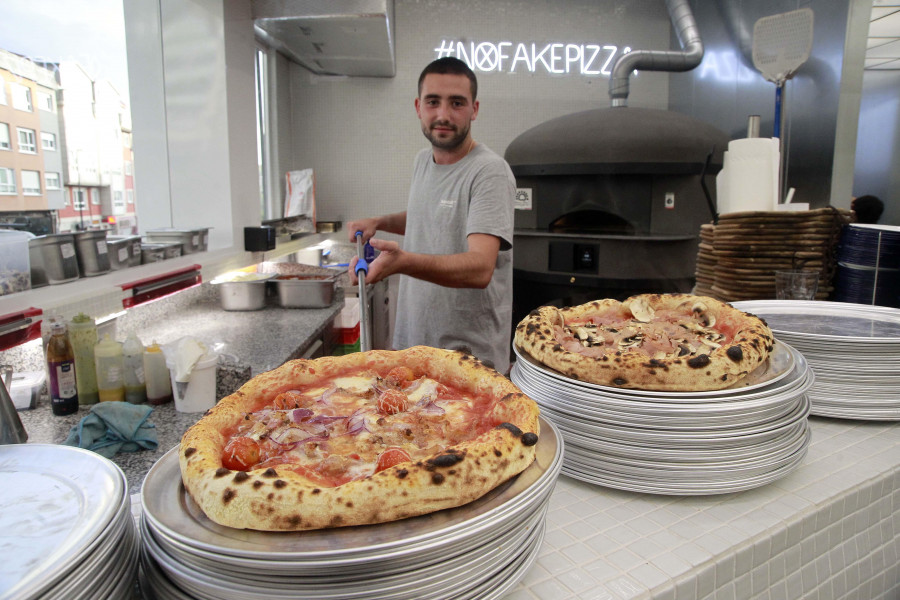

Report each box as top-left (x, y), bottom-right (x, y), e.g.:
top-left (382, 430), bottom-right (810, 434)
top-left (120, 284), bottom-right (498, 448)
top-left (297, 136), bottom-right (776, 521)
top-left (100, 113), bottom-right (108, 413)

top-left (346, 218), bottom-right (379, 244)
top-left (349, 238), bottom-right (402, 285)
top-left (349, 234), bottom-right (499, 289)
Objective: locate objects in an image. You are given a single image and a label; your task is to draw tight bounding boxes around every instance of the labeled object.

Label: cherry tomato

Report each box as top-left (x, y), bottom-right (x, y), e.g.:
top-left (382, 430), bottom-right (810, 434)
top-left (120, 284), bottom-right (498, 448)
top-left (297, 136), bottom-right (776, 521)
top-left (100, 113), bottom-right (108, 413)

top-left (378, 389), bottom-right (409, 414)
top-left (221, 437), bottom-right (261, 471)
top-left (272, 391), bottom-right (306, 410)
top-left (385, 366), bottom-right (416, 387)
top-left (375, 447), bottom-right (411, 473)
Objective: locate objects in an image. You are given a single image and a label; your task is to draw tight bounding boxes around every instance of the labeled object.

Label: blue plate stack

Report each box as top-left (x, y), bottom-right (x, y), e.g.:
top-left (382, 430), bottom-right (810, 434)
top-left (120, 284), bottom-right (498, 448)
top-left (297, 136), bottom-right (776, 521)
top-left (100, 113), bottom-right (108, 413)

top-left (833, 224), bottom-right (900, 307)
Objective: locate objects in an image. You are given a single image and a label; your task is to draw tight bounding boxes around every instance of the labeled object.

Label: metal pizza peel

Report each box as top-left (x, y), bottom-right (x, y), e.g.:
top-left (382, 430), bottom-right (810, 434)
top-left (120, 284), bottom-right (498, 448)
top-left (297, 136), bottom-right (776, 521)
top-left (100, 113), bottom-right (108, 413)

top-left (752, 8), bottom-right (814, 201)
top-left (355, 231), bottom-right (372, 352)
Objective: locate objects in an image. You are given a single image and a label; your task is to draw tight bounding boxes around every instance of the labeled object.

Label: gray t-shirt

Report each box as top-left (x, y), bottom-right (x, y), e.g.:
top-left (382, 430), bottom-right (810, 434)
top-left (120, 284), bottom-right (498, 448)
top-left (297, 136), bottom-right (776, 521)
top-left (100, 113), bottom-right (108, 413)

top-left (393, 144), bottom-right (516, 373)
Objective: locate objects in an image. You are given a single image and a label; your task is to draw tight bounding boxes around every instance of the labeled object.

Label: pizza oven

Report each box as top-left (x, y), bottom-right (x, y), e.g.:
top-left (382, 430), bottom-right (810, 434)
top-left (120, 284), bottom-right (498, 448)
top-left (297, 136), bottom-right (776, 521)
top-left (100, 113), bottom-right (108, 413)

top-left (507, 0), bottom-right (731, 328)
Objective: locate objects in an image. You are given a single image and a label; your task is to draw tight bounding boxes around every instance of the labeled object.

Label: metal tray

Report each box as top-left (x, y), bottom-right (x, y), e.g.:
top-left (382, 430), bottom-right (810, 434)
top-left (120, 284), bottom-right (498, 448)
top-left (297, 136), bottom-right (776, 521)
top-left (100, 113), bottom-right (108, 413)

top-left (273, 274), bottom-right (337, 308)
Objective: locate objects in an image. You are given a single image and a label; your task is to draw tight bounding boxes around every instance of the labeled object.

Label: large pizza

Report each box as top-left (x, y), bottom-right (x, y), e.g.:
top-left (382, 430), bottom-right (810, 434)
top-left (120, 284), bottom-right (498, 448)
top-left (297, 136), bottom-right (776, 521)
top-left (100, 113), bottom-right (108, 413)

top-left (514, 293), bottom-right (774, 391)
top-left (179, 346), bottom-right (540, 531)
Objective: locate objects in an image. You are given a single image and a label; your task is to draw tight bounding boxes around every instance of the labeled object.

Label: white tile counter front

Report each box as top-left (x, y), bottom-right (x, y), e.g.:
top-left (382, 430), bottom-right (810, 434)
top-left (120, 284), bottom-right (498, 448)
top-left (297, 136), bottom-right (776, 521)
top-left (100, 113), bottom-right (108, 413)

top-left (509, 417), bottom-right (899, 600)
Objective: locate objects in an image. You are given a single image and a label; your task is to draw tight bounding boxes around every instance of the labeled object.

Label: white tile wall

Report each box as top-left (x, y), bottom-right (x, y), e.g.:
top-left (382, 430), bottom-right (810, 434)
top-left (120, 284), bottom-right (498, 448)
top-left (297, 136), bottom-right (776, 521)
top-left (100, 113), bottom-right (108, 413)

top-left (507, 417), bottom-right (900, 599)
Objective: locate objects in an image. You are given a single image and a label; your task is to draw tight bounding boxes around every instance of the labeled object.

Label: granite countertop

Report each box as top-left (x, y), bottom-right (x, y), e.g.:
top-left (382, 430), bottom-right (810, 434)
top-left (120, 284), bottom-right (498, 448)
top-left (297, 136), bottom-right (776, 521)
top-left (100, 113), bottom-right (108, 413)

top-left (18, 289), bottom-right (343, 494)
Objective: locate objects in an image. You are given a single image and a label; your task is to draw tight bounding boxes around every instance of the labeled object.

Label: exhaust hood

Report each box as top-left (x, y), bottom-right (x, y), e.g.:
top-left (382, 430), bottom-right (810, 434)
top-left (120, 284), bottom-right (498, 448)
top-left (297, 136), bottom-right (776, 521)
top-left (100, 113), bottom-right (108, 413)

top-left (252, 0), bottom-right (395, 77)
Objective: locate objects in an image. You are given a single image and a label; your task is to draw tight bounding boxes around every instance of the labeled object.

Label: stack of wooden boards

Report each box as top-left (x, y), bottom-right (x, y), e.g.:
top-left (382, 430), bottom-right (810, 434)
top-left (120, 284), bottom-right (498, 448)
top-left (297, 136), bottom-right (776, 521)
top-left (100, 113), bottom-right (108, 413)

top-left (694, 207), bottom-right (854, 302)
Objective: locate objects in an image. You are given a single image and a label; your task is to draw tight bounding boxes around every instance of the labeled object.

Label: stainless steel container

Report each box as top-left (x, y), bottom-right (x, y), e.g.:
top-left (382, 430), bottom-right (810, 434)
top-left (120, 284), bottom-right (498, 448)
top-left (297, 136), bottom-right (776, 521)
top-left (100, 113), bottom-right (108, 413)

top-left (141, 242), bottom-right (182, 263)
top-left (273, 274), bottom-right (337, 308)
top-left (106, 235), bottom-right (142, 270)
top-left (145, 228), bottom-right (209, 254)
top-left (28, 234), bottom-right (80, 287)
top-left (140, 244), bottom-right (167, 264)
top-left (73, 230), bottom-right (111, 277)
top-left (211, 273), bottom-right (274, 311)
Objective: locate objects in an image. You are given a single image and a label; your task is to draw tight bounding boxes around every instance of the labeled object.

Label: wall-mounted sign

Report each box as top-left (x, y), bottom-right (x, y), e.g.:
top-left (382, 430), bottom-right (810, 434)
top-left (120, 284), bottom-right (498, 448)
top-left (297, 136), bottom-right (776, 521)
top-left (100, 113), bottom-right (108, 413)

top-left (434, 39), bottom-right (631, 77)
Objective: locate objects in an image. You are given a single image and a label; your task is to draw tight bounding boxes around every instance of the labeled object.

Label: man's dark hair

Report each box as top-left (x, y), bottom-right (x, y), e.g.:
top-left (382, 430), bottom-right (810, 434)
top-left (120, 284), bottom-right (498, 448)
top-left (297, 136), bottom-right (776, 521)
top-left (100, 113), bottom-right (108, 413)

top-left (418, 57), bottom-right (478, 101)
top-left (852, 195), bottom-right (884, 224)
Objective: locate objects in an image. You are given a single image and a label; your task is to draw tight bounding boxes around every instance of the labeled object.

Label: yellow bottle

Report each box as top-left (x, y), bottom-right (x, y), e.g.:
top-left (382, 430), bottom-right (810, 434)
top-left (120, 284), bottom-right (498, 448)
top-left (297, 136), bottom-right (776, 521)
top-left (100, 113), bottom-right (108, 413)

top-left (144, 342), bottom-right (173, 405)
top-left (94, 334), bottom-right (125, 402)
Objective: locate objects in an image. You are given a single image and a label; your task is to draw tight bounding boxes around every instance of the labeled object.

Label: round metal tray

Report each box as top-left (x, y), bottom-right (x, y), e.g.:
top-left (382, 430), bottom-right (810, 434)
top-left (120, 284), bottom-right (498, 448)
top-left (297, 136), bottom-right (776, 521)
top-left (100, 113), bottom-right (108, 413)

top-left (512, 340), bottom-right (795, 398)
top-left (734, 300), bottom-right (900, 421)
top-left (0, 444), bottom-right (137, 599)
top-left (139, 418), bottom-right (563, 599)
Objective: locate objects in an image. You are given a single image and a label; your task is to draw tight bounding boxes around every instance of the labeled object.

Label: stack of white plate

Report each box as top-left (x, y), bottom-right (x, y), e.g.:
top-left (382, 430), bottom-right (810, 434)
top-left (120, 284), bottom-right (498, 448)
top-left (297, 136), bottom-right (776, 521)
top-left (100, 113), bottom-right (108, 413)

top-left (734, 300), bottom-right (900, 421)
top-left (510, 342), bottom-right (813, 495)
top-left (138, 418), bottom-right (562, 600)
top-left (0, 444), bottom-right (140, 600)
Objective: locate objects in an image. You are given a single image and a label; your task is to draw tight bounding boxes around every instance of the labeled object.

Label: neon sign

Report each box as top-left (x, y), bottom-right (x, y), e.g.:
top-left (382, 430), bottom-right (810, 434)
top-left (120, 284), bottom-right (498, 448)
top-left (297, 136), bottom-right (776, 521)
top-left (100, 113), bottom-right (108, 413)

top-left (434, 39), bottom-right (632, 77)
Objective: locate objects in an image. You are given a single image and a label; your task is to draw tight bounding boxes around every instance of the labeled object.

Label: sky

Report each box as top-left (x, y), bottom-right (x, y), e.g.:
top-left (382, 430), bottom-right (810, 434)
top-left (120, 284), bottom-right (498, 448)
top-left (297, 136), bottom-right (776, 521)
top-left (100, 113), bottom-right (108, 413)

top-left (0, 0), bottom-right (130, 98)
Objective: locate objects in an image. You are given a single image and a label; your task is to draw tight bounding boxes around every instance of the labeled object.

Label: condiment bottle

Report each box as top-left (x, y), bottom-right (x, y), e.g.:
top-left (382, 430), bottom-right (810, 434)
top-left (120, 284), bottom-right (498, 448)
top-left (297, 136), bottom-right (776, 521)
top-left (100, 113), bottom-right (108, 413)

top-left (40, 310), bottom-right (63, 386)
top-left (46, 322), bottom-right (79, 416)
top-left (94, 334), bottom-right (125, 402)
top-left (123, 332), bottom-right (147, 404)
top-left (69, 313), bottom-right (99, 404)
top-left (144, 342), bottom-right (173, 405)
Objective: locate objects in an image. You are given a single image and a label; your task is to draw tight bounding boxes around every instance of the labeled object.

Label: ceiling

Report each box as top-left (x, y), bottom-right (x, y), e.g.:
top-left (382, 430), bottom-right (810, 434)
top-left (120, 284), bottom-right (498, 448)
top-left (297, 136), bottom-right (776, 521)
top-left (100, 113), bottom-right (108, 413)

top-left (867, 0), bottom-right (900, 69)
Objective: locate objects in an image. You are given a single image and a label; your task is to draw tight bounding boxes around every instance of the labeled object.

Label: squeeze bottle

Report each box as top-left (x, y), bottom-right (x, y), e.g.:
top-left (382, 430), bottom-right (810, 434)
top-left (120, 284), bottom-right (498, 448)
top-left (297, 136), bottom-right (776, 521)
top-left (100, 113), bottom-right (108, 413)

top-left (94, 334), bottom-right (125, 402)
top-left (123, 332), bottom-right (147, 404)
top-left (144, 342), bottom-right (173, 405)
top-left (69, 313), bottom-right (99, 404)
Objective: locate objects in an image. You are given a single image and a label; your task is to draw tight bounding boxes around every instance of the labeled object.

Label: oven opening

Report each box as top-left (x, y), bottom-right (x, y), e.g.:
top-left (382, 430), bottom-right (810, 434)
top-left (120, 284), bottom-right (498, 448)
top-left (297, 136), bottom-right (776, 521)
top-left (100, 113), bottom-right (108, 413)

top-left (548, 209), bottom-right (635, 235)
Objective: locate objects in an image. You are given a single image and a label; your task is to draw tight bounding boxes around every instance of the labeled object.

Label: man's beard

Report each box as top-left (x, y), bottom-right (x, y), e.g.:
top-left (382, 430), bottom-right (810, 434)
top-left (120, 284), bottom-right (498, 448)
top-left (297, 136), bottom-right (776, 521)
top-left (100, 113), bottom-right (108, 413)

top-left (422, 121), bottom-right (470, 151)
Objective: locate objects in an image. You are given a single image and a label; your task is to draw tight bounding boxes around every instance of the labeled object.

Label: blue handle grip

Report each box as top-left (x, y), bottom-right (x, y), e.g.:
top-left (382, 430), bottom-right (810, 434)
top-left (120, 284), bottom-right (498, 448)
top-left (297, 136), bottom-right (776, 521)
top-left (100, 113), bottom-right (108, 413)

top-left (355, 231), bottom-right (370, 276)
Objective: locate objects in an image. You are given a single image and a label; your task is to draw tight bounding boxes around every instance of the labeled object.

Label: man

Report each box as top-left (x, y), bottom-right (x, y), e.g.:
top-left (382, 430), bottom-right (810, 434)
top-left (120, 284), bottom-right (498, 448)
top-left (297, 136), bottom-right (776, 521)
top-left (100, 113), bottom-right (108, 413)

top-left (851, 195), bottom-right (884, 224)
top-left (348, 57), bottom-right (516, 373)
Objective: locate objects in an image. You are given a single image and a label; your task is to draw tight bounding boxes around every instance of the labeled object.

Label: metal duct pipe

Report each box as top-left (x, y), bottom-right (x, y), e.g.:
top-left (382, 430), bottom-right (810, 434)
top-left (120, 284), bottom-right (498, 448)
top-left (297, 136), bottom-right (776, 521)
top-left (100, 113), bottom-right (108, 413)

top-left (609, 0), bottom-right (704, 107)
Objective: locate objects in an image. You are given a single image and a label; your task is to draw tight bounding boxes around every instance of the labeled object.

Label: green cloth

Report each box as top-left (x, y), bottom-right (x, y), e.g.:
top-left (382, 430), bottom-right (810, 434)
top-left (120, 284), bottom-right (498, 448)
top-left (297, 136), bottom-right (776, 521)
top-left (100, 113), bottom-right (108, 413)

top-left (64, 402), bottom-right (157, 458)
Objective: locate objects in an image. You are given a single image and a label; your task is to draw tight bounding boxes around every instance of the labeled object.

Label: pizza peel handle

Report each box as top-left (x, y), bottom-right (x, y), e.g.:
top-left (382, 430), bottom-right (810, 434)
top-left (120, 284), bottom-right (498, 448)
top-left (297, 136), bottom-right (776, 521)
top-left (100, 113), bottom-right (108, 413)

top-left (355, 231), bottom-right (372, 352)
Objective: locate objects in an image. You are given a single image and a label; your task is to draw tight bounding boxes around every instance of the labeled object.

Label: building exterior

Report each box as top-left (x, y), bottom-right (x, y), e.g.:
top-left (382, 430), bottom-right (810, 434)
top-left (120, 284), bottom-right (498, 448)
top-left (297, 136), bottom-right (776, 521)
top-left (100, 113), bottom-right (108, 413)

top-left (0, 49), bottom-right (137, 235)
top-left (0, 49), bottom-right (62, 234)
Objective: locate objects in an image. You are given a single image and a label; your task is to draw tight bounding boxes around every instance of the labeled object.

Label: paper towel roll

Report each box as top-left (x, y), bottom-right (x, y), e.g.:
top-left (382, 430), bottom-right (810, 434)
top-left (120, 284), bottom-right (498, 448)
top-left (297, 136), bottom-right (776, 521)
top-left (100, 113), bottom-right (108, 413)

top-left (718, 138), bottom-right (780, 214)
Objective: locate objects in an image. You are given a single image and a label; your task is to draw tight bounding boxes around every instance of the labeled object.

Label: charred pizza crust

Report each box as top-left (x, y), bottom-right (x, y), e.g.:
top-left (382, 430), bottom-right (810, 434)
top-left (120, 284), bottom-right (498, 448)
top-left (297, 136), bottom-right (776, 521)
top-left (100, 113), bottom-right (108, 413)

top-left (179, 346), bottom-right (540, 531)
top-left (514, 293), bottom-right (774, 391)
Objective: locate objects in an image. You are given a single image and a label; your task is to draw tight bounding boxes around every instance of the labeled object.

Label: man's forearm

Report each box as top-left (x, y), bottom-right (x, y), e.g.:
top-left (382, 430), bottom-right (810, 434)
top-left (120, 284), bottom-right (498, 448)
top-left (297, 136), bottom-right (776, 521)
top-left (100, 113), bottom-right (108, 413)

top-left (376, 212), bottom-right (407, 236)
top-left (400, 251), bottom-right (494, 289)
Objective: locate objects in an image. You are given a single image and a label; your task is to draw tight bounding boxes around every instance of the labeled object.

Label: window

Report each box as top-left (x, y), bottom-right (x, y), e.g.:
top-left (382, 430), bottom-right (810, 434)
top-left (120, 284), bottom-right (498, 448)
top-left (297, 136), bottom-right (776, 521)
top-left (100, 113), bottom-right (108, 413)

top-left (127, 189), bottom-right (134, 204)
top-left (10, 82), bottom-right (32, 112)
top-left (0, 124), bottom-right (9, 150)
top-left (17, 128), bottom-right (37, 153)
top-left (22, 170), bottom-right (41, 195)
top-left (91, 190), bottom-right (100, 205)
top-left (0, 81), bottom-right (6, 105)
top-left (0, 168), bottom-right (16, 194)
top-left (38, 91), bottom-right (54, 112)
top-left (125, 161), bottom-right (133, 175)
top-left (113, 190), bottom-right (125, 210)
top-left (73, 189), bottom-right (86, 210)
top-left (45, 172), bottom-right (61, 189)
top-left (41, 132), bottom-right (57, 151)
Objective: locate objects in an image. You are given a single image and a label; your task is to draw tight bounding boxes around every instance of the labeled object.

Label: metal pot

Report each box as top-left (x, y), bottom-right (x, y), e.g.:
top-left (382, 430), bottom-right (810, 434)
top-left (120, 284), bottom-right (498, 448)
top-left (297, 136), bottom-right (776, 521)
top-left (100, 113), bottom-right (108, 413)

top-left (73, 230), bottom-right (111, 277)
top-left (28, 234), bottom-right (81, 286)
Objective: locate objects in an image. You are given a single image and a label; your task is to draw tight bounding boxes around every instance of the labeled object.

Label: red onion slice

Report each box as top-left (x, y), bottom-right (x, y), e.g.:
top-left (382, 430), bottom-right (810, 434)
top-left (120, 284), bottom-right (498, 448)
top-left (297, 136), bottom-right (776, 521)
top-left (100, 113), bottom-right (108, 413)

top-left (291, 408), bottom-right (314, 423)
top-left (418, 400), bottom-right (445, 415)
top-left (347, 408), bottom-right (372, 435)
